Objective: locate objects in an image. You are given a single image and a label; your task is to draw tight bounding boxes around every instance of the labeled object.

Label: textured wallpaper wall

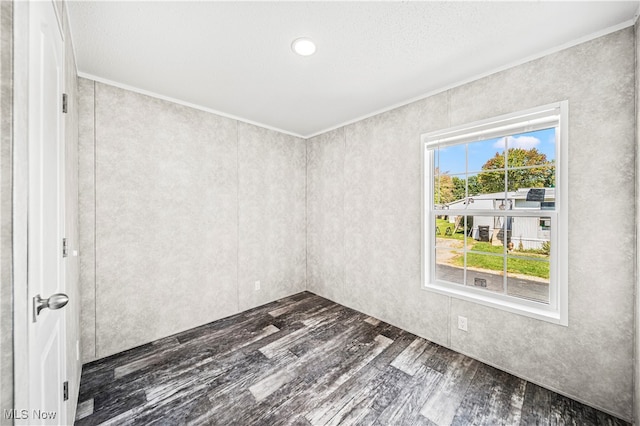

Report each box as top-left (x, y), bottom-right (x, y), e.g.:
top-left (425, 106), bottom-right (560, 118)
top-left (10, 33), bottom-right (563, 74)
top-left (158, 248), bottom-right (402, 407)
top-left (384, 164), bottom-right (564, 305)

top-left (0, 1), bottom-right (12, 422)
top-left (78, 81), bottom-right (306, 360)
top-left (635, 19), bottom-right (640, 426)
top-left (307, 28), bottom-right (635, 420)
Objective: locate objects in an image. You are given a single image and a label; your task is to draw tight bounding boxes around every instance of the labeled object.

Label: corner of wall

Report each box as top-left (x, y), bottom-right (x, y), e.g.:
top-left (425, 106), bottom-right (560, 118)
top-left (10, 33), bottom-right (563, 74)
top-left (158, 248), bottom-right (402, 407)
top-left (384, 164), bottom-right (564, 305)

top-left (77, 77), bottom-right (97, 364)
top-left (634, 16), bottom-right (640, 426)
top-left (304, 134), bottom-right (309, 293)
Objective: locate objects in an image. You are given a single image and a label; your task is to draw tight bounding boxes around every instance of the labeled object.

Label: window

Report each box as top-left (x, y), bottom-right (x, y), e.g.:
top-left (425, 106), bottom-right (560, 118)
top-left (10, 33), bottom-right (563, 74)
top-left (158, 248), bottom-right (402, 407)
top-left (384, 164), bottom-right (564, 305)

top-left (422, 102), bottom-right (568, 325)
top-left (539, 217), bottom-right (551, 231)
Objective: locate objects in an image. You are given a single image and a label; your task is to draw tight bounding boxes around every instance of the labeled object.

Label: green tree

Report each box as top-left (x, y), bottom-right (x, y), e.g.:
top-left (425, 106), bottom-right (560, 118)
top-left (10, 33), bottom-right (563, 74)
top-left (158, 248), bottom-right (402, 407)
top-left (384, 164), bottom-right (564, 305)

top-left (478, 148), bottom-right (554, 193)
top-left (434, 168), bottom-right (454, 204)
top-left (452, 176), bottom-right (466, 201)
top-left (467, 175), bottom-right (481, 196)
top-left (450, 175), bottom-right (482, 201)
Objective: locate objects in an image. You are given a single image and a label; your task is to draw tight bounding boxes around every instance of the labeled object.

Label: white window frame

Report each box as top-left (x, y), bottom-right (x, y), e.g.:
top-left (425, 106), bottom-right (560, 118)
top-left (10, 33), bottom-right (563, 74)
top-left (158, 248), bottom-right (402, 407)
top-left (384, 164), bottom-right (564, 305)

top-left (421, 102), bottom-right (568, 326)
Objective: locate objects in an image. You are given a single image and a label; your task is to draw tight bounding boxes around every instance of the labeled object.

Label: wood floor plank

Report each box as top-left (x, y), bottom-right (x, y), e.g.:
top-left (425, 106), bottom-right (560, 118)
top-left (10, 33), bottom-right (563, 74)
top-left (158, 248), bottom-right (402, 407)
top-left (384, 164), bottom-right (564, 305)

top-left (419, 350), bottom-right (481, 425)
top-left (211, 318), bottom-right (381, 425)
top-left (375, 365), bottom-right (443, 425)
top-left (75, 399), bottom-right (94, 421)
top-left (323, 366), bottom-right (409, 426)
top-left (259, 304), bottom-right (346, 359)
top-left (364, 317), bottom-right (380, 326)
top-left (75, 292), bottom-right (630, 426)
top-left (451, 363), bottom-right (526, 426)
top-left (256, 328), bottom-right (399, 424)
top-left (304, 333), bottom-right (394, 415)
top-left (249, 368), bottom-right (297, 401)
top-left (304, 358), bottom-right (386, 425)
top-left (519, 382), bottom-right (629, 426)
top-left (390, 337), bottom-right (438, 376)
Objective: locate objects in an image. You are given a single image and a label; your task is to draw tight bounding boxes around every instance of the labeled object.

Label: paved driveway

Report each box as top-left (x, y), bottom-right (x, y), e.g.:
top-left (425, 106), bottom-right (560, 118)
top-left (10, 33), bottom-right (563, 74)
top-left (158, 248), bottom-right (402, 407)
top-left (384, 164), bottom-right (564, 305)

top-left (435, 264), bottom-right (549, 303)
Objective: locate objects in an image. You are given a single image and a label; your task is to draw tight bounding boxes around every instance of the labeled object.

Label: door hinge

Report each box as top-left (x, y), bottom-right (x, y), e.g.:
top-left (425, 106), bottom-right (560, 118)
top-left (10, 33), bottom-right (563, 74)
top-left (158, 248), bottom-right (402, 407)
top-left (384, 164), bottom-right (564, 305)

top-left (62, 93), bottom-right (68, 114)
top-left (63, 381), bottom-right (69, 401)
top-left (62, 238), bottom-right (68, 258)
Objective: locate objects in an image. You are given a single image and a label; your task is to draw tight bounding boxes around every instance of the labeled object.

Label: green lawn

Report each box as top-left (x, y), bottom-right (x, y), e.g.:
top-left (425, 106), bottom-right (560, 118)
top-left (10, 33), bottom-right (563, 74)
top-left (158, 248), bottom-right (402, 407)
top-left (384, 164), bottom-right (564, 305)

top-left (507, 257), bottom-right (550, 279)
top-left (449, 241), bottom-right (550, 280)
top-left (470, 242), bottom-right (503, 254)
top-left (437, 218), bottom-right (550, 279)
top-left (435, 219), bottom-right (464, 240)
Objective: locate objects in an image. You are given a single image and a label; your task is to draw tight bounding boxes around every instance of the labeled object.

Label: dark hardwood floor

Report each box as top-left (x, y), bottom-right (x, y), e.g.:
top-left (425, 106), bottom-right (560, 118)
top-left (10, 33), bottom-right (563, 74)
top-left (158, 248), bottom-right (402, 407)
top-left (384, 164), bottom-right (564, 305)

top-left (75, 292), bottom-right (628, 425)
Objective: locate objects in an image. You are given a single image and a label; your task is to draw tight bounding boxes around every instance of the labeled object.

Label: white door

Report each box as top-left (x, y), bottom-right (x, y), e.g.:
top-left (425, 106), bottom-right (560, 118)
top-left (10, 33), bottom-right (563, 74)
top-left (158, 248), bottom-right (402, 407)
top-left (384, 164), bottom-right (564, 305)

top-left (27, 1), bottom-right (67, 424)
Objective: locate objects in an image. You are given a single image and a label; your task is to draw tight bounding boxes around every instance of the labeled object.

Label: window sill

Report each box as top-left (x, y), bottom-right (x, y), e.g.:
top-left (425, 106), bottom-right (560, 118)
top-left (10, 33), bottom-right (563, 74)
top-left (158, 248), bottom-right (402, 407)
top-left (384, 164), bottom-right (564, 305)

top-left (422, 281), bottom-right (567, 326)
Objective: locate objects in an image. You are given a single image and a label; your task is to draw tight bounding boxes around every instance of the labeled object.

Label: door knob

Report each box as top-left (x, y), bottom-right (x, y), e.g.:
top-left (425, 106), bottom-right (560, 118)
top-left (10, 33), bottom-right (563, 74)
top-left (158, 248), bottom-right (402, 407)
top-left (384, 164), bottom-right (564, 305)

top-left (33, 293), bottom-right (69, 322)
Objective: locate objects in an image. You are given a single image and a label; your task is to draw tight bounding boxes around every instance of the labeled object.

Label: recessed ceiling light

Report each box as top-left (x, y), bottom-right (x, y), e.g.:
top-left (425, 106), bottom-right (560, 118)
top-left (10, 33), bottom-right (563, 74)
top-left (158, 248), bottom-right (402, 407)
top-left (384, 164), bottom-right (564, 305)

top-left (291, 37), bottom-right (316, 56)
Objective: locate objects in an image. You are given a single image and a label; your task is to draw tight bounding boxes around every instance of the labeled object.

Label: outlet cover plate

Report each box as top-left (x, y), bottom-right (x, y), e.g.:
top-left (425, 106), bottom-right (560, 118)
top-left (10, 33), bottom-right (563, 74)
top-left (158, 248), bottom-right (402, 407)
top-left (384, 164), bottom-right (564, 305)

top-left (458, 316), bottom-right (468, 332)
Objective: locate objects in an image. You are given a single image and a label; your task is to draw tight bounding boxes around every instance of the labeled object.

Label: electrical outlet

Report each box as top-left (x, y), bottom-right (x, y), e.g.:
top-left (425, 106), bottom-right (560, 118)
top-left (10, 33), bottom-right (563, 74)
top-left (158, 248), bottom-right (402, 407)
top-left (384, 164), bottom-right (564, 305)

top-left (255, 281), bottom-right (261, 291)
top-left (76, 340), bottom-right (80, 360)
top-left (458, 315), bottom-right (468, 332)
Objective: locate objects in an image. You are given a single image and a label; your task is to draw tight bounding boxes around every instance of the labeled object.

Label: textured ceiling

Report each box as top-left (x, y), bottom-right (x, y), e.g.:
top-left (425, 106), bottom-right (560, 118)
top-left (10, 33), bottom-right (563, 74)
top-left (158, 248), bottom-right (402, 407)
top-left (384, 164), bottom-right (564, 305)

top-left (67, 1), bottom-right (639, 138)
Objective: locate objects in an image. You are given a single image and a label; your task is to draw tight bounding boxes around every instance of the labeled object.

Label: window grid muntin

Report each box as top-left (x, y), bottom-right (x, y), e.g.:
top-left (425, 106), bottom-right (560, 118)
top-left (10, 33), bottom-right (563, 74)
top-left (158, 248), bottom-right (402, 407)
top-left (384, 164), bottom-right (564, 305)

top-left (432, 209), bottom-right (554, 305)
top-left (428, 119), bottom-right (557, 307)
top-left (464, 164), bottom-right (556, 176)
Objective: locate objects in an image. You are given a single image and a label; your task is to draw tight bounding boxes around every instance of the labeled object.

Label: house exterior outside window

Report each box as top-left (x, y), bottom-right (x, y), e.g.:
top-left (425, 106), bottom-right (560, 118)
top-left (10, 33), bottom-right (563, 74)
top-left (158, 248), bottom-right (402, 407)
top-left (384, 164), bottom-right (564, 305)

top-left (422, 102), bottom-right (568, 325)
